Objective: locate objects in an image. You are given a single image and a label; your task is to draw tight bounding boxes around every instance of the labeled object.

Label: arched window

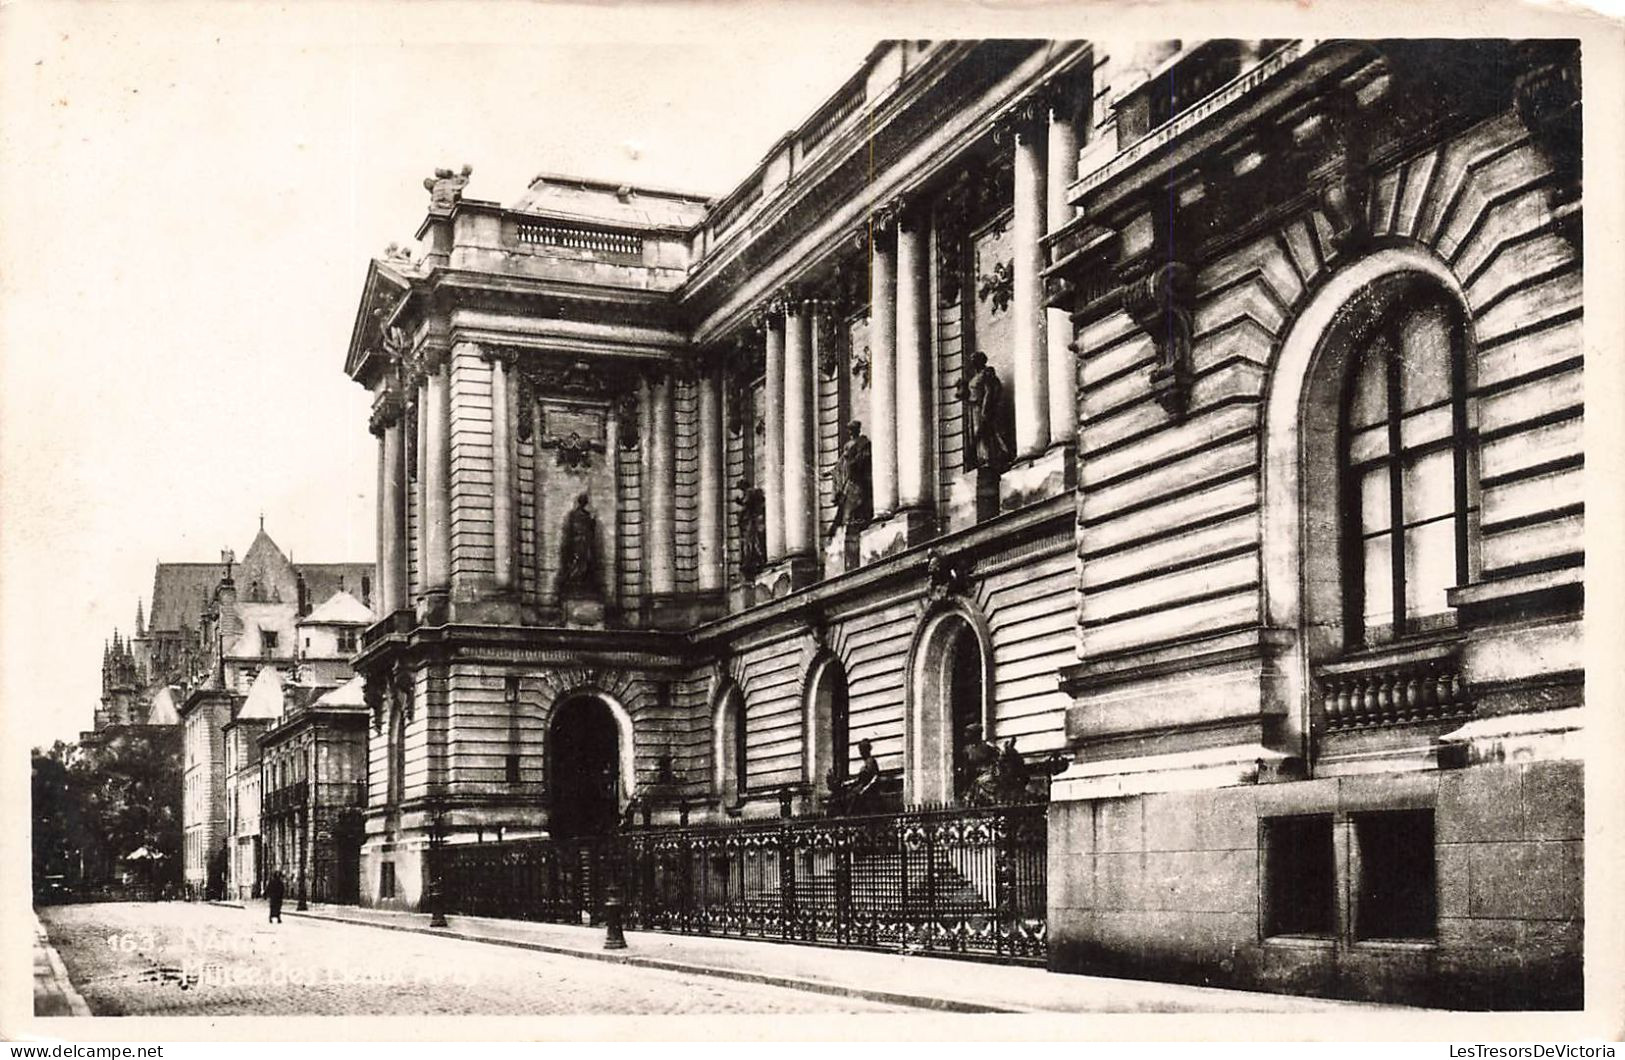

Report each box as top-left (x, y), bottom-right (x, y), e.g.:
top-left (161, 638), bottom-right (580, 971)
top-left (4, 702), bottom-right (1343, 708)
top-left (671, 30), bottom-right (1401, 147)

top-left (908, 609), bottom-right (991, 805)
top-left (387, 696), bottom-right (405, 808)
top-left (805, 656), bottom-right (851, 805)
top-left (714, 685), bottom-right (746, 809)
top-left (1337, 290), bottom-right (1478, 646)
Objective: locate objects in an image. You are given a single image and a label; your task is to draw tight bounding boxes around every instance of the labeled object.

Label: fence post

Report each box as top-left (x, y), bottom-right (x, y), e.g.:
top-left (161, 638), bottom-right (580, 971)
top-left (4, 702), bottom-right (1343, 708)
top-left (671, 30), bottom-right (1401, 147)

top-left (925, 812), bottom-right (939, 954)
top-left (993, 807), bottom-right (1014, 960)
top-left (780, 818), bottom-right (797, 941)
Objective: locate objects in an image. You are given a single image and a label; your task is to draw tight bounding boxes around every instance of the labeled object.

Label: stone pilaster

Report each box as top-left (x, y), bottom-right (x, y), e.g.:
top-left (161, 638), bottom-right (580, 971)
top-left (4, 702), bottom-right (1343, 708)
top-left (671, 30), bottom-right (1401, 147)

top-left (696, 363), bottom-right (725, 593)
top-left (647, 366), bottom-right (676, 596)
top-left (486, 351), bottom-right (516, 592)
top-left (422, 351), bottom-right (451, 604)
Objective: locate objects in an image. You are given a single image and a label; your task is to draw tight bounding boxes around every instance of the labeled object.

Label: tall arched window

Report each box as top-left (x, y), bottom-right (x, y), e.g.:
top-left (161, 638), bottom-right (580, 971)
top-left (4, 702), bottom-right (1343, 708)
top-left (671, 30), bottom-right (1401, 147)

top-left (1338, 289), bottom-right (1478, 646)
top-left (387, 697), bottom-right (405, 808)
top-left (806, 656), bottom-right (851, 804)
top-left (714, 685), bottom-right (746, 809)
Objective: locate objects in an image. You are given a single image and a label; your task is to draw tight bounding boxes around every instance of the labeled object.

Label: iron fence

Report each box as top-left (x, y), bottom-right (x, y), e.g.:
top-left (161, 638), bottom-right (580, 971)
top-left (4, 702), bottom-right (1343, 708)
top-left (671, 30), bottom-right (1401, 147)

top-left (430, 801), bottom-right (1048, 964)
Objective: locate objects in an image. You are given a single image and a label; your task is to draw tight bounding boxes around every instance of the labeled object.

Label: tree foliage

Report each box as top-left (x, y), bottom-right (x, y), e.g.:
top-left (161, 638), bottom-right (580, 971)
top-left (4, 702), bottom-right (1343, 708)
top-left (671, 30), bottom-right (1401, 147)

top-left (32, 730), bottom-right (183, 899)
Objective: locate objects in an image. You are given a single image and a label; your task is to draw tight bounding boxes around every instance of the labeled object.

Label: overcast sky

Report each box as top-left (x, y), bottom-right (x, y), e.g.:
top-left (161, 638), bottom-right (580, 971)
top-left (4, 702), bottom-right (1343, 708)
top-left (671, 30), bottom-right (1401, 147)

top-left (0, 2), bottom-right (882, 752)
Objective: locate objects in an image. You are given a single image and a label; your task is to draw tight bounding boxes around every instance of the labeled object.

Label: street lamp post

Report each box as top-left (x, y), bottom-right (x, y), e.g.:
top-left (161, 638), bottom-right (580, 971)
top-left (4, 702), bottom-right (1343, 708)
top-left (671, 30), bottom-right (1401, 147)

top-left (426, 785), bottom-right (448, 928)
top-left (296, 792), bottom-right (309, 911)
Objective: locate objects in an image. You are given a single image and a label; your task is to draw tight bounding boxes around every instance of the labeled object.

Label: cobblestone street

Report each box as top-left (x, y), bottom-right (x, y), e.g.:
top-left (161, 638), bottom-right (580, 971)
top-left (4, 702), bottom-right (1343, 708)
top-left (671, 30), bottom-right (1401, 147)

top-left (38, 902), bottom-right (911, 1016)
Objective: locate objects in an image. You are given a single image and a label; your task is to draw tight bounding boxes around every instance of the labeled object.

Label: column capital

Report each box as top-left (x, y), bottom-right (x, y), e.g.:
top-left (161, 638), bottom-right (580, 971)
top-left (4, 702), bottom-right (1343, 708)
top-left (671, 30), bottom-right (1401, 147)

top-left (477, 343), bottom-right (521, 367)
top-left (368, 389), bottom-right (404, 438)
top-left (994, 94), bottom-right (1049, 144)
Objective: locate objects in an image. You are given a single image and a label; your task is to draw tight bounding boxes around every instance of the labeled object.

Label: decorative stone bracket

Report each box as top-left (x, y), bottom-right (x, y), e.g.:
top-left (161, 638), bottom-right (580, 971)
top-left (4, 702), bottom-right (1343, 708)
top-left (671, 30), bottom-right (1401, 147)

top-left (1120, 261), bottom-right (1197, 419)
top-left (1284, 63), bottom-right (1392, 257)
top-left (925, 549), bottom-right (971, 602)
top-left (1513, 41), bottom-right (1581, 247)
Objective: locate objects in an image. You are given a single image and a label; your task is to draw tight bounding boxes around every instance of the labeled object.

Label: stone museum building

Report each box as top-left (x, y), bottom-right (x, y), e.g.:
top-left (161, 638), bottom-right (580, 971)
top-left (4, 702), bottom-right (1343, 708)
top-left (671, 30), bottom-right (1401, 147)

top-left (343, 39), bottom-right (1583, 1007)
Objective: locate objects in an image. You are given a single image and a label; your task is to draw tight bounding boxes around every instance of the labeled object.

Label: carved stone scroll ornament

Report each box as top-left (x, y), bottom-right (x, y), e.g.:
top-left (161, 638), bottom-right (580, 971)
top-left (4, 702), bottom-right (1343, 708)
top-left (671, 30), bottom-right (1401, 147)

top-left (1121, 262), bottom-right (1197, 419)
top-left (365, 673), bottom-right (386, 732)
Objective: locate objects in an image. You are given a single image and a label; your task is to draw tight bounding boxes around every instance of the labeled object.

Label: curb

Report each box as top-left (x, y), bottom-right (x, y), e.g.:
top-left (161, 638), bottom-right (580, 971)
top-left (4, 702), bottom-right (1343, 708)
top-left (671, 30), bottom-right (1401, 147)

top-left (34, 915), bottom-right (93, 1017)
top-left (286, 910), bottom-right (1012, 1014)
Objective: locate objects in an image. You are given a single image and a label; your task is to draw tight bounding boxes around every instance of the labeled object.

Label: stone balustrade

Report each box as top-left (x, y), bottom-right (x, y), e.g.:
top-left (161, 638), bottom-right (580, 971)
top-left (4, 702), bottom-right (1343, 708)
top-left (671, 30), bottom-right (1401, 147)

top-left (1317, 649), bottom-right (1472, 732)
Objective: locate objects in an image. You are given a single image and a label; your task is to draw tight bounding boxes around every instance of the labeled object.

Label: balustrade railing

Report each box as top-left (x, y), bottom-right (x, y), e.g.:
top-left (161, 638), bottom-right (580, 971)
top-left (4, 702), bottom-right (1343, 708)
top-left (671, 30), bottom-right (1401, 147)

top-left (1317, 652), bottom-right (1472, 732)
top-left (515, 219), bottom-right (643, 257)
top-left (429, 801), bottom-right (1048, 965)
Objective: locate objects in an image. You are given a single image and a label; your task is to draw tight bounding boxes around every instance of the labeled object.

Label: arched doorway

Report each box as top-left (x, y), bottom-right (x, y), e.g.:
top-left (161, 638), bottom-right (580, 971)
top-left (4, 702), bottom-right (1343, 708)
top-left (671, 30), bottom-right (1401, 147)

top-left (548, 695), bottom-right (623, 838)
top-left (805, 656), bottom-right (850, 805)
top-left (908, 609), bottom-right (991, 805)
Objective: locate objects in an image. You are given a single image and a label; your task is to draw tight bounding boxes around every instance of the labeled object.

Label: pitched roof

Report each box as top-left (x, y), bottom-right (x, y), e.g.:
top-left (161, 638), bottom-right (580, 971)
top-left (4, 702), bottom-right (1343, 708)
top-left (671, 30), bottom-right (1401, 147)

top-left (296, 563), bottom-right (375, 610)
top-left (314, 674), bottom-right (366, 709)
top-left (301, 589), bottom-right (372, 626)
top-left (236, 666), bottom-right (285, 721)
top-left (145, 686), bottom-right (181, 726)
top-left (148, 563), bottom-right (224, 634)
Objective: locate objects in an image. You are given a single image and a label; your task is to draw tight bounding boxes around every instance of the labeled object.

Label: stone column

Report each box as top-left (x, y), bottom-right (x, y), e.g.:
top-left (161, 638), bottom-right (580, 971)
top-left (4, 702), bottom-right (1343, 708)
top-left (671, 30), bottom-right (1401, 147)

top-left (648, 368), bottom-right (676, 595)
top-left (487, 353), bottom-right (515, 591)
top-left (763, 313), bottom-right (787, 562)
top-left (1011, 111), bottom-right (1051, 458)
top-left (422, 352), bottom-right (452, 599)
top-left (782, 299), bottom-right (816, 558)
top-left (696, 363), bottom-right (725, 592)
top-left (1046, 91), bottom-right (1081, 447)
top-left (378, 407), bottom-right (406, 614)
top-left (895, 210), bottom-right (934, 511)
top-left (869, 223), bottom-right (899, 518)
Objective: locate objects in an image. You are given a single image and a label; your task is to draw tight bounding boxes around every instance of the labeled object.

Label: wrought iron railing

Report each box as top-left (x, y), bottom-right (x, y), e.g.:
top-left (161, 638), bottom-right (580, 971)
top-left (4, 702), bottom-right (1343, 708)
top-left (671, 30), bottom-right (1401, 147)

top-left (429, 801), bottom-right (1048, 965)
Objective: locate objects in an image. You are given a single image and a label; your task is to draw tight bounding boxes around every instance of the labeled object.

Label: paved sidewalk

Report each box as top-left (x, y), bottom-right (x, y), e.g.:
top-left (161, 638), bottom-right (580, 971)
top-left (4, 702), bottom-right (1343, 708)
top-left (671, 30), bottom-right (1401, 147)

top-left (285, 902), bottom-right (1382, 1014)
top-left (33, 911), bottom-right (92, 1016)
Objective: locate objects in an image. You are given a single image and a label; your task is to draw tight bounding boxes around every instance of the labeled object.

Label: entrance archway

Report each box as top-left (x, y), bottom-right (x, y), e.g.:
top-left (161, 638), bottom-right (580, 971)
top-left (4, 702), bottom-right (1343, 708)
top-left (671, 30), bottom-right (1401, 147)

top-left (548, 695), bottom-right (625, 838)
top-left (907, 608), bottom-right (992, 805)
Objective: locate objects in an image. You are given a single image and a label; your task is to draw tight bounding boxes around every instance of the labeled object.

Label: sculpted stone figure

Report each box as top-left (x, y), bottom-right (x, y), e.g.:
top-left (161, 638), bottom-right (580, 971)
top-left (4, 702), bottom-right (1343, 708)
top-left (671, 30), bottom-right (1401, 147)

top-left (960, 351), bottom-right (1014, 473)
top-left (424, 165), bottom-right (473, 210)
top-left (558, 492), bottom-right (600, 596)
top-left (826, 738), bottom-right (881, 816)
top-left (825, 420), bottom-right (873, 539)
top-left (737, 480), bottom-right (767, 575)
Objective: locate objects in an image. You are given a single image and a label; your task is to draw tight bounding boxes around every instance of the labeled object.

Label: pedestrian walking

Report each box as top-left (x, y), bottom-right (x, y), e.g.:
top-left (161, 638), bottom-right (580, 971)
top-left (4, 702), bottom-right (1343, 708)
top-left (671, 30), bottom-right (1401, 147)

top-left (267, 871), bottom-right (285, 924)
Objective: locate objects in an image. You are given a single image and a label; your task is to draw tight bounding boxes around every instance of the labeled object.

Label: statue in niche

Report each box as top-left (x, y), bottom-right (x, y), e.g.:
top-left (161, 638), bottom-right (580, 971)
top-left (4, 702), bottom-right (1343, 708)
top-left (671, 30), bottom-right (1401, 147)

top-left (825, 421), bottom-right (873, 539)
top-left (960, 351), bottom-right (1014, 474)
top-left (557, 492), bottom-right (601, 597)
top-left (737, 480), bottom-right (767, 576)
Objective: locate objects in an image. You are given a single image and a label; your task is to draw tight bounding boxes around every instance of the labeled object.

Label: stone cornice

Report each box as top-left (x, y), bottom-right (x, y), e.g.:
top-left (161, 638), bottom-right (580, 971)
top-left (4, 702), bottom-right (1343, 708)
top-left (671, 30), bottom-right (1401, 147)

top-left (681, 42), bottom-right (1094, 348)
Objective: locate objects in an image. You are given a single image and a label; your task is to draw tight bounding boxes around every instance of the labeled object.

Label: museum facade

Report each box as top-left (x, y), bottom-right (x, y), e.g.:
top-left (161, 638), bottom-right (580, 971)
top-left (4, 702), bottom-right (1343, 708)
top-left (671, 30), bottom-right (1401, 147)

top-left (344, 39), bottom-right (1583, 1007)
